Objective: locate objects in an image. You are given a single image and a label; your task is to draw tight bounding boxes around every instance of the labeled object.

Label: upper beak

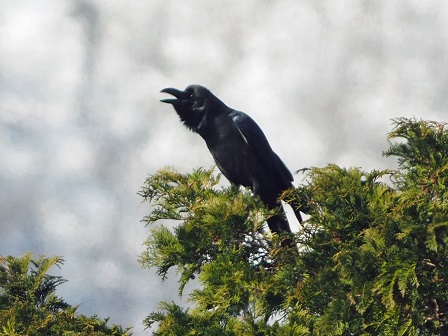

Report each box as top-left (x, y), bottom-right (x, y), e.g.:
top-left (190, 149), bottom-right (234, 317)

top-left (160, 87), bottom-right (188, 104)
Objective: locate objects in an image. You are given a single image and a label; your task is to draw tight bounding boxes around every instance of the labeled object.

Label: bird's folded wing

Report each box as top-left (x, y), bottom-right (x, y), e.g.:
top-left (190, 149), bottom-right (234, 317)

top-left (230, 111), bottom-right (294, 184)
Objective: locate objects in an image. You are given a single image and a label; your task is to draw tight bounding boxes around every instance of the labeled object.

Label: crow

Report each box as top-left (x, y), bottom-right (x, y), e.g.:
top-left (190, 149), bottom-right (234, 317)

top-left (160, 84), bottom-right (302, 244)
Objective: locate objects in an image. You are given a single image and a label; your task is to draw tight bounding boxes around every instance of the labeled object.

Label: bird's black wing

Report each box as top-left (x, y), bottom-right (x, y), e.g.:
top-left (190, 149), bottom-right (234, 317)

top-left (230, 111), bottom-right (293, 185)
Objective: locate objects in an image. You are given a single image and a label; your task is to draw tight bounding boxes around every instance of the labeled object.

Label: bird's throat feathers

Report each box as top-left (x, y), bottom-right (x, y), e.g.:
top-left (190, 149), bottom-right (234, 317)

top-left (178, 107), bottom-right (207, 133)
top-left (177, 96), bottom-right (226, 134)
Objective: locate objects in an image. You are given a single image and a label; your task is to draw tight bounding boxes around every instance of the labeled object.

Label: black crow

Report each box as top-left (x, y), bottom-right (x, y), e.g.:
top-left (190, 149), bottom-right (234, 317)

top-left (160, 84), bottom-right (302, 243)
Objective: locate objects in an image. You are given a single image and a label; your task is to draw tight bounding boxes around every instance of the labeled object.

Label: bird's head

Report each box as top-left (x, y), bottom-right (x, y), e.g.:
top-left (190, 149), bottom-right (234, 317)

top-left (160, 84), bottom-right (222, 132)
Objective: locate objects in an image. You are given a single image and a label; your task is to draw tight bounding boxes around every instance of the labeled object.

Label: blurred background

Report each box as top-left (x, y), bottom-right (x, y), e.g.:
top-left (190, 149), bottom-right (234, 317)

top-left (1, 0), bottom-right (447, 334)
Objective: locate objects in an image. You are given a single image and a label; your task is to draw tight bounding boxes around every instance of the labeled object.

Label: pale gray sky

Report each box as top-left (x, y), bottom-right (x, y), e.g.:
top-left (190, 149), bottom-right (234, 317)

top-left (1, 1), bottom-right (447, 334)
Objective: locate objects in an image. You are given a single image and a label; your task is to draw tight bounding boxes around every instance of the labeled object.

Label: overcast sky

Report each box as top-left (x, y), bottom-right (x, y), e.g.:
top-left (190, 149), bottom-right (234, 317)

top-left (1, 1), bottom-right (448, 334)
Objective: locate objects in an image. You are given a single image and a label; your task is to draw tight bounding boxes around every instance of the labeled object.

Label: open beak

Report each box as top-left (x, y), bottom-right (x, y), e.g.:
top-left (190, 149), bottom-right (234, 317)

top-left (160, 87), bottom-right (188, 104)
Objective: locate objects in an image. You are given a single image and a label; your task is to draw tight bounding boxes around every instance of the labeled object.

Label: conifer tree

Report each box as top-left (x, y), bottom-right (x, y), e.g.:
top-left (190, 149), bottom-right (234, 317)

top-left (139, 118), bottom-right (447, 335)
top-left (0, 253), bottom-right (131, 336)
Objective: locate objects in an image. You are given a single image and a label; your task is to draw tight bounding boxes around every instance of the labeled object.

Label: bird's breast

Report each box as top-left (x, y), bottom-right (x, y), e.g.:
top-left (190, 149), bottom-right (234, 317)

top-left (203, 127), bottom-right (254, 187)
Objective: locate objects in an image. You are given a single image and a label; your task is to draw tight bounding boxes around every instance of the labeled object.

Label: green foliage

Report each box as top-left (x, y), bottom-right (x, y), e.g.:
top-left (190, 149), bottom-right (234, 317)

top-left (140, 118), bottom-right (448, 335)
top-left (0, 253), bottom-right (131, 336)
top-left (138, 167), bottom-right (271, 295)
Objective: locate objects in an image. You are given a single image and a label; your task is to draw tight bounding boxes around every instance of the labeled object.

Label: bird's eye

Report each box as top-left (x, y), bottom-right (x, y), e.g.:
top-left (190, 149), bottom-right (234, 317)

top-left (185, 89), bottom-right (194, 100)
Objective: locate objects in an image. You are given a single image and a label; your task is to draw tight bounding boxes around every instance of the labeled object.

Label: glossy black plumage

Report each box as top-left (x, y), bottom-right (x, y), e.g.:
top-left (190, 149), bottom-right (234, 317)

top-left (161, 84), bottom-right (302, 242)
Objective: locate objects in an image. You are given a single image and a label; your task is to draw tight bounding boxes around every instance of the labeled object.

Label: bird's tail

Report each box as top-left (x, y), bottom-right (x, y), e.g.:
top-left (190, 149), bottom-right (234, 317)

top-left (283, 186), bottom-right (304, 224)
top-left (266, 204), bottom-right (294, 247)
top-left (291, 203), bottom-right (303, 224)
